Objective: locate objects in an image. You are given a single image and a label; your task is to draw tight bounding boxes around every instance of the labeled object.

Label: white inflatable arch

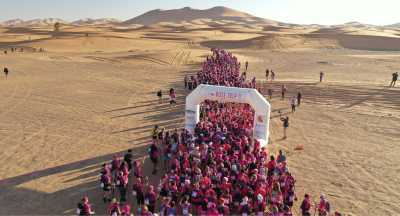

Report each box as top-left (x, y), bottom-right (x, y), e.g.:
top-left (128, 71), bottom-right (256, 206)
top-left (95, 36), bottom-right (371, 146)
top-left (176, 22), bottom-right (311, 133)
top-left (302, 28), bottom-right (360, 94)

top-left (185, 84), bottom-right (270, 148)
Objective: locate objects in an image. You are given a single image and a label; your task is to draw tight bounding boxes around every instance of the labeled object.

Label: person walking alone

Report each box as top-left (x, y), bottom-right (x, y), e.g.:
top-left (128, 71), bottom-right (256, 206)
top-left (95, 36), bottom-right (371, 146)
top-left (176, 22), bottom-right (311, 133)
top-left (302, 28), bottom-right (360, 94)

top-left (280, 115), bottom-right (289, 139)
top-left (266, 68), bottom-right (269, 81)
top-left (291, 96), bottom-right (297, 113)
top-left (320, 71), bottom-right (324, 82)
top-left (4, 67), bottom-right (8, 77)
top-left (297, 90), bottom-right (302, 106)
top-left (281, 85), bottom-right (286, 100)
top-left (157, 89), bottom-right (163, 103)
top-left (389, 72), bottom-right (398, 87)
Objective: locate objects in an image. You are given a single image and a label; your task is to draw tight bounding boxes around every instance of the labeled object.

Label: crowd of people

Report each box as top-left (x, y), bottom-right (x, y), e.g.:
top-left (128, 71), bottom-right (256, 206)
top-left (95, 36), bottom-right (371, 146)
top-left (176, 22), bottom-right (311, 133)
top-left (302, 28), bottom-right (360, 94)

top-left (76, 46), bottom-right (335, 216)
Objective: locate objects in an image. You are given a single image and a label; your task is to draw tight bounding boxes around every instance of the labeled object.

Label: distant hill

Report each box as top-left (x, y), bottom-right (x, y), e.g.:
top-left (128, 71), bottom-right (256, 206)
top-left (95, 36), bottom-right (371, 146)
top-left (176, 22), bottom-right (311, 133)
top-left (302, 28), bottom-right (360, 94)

top-left (71, 18), bottom-right (123, 25)
top-left (2, 18), bottom-right (70, 26)
top-left (121, 6), bottom-right (281, 26)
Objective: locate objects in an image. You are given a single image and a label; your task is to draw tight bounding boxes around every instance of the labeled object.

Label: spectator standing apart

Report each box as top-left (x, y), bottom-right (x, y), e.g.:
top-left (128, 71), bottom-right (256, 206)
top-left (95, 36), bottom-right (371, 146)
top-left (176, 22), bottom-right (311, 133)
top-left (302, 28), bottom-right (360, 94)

top-left (291, 96), bottom-right (297, 113)
top-left (170, 92), bottom-right (176, 108)
top-left (184, 76), bottom-right (188, 89)
top-left (281, 85), bottom-right (286, 100)
top-left (271, 71), bottom-right (275, 81)
top-left (316, 194), bottom-right (328, 216)
top-left (151, 124), bottom-right (159, 140)
top-left (4, 67), bottom-right (8, 77)
top-left (29, 36), bottom-right (31, 42)
top-left (124, 149), bottom-right (133, 172)
top-left (280, 116), bottom-right (289, 139)
top-left (320, 71), bottom-right (324, 82)
top-left (266, 68), bottom-right (270, 81)
top-left (246, 61), bottom-right (249, 69)
top-left (297, 90), bottom-right (302, 106)
top-left (157, 89), bottom-right (163, 103)
top-left (188, 80), bottom-right (193, 93)
top-left (390, 72), bottom-right (398, 87)
top-left (268, 88), bottom-right (273, 100)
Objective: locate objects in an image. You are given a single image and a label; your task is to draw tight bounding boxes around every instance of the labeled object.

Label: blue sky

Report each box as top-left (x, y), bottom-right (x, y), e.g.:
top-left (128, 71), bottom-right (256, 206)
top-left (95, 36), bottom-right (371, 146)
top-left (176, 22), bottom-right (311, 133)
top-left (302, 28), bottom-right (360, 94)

top-left (0, 0), bottom-right (399, 25)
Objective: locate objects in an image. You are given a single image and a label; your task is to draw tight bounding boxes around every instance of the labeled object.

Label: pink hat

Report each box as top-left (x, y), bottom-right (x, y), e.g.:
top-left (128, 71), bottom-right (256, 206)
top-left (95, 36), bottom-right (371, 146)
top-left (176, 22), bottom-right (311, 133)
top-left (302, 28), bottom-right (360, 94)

top-left (137, 178), bottom-right (142, 183)
top-left (149, 186), bottom-right (154, 192)
top-left (114, 155), bottom-right (118, 159)
top-left (174, 159), bottom-right (178, 163)
top-left (83, 197), bottom-right (88, 202)
top-left (123, 205), bottom-right (130, 212)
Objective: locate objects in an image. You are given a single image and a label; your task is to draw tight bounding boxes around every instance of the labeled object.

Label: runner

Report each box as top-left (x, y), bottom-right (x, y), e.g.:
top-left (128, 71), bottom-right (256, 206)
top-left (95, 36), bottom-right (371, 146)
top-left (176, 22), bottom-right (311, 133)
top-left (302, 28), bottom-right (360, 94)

top-left (116, 171), bottom-right (128, 204)
top-left (167, 201), bottom-right (178, 216)
top-left (284, 184), bottom-right (297, 212)
top-left (157, 89), bottom-right (163, 103)
top-left (180, 195), bottom-right (192, 215)
top-left (132, 176), bottom-right (149, 213)
top-left (149, 140), bottom-right (159, 174)
top-left (121, 205), bottom-right (133, 216)
top-left (164, 144), bottom-right (172, 170)
top-left (108, 198), bottom-right (121, 216)
top-left (77, 197), bottom-right (95, 215)
top-left (283, 205), bottom-right (294, 216)
top-left (131, 157), bottom-right (146, 179)
top-left (198, 200), bottom-right (208, 216)
top-left (300, 194), bottom-right (314, 216)
top-left (281, 85), bottom-right (286, 100)
top-left (170, 91), bottom-right (176, 108)
top-left (101, 169), bottom-right (114, 202)
top-left (239, 196), bottom-right (252, 216)
top-left (316, 194), bottom-right (329, 216)
top-left (291, 96), bottom-right (297, 113)
top-left (254, 194), bottom-right (267, 216)
top-left (139, 205), bottom-right (152, 216)
top-left (144, 186), bottom-right (158, 213)
top-left (160, 197), bottom-right (171, 216)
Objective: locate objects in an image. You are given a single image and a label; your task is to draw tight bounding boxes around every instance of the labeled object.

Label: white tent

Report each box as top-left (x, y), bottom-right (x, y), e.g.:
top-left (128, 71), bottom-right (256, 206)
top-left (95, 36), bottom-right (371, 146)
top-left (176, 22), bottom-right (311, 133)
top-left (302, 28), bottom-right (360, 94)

top-left (185, 84), bottom-right (270, 147)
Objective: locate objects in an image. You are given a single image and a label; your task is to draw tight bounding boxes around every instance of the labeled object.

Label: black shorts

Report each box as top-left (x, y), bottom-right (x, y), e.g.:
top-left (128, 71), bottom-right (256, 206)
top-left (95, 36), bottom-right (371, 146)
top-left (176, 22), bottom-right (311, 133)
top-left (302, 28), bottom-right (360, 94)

top-left (152, 136), bottom-right (157, 140)
top-left (170, 100), bottom-right (176, 104)
top-left (160, 188), bottom-right (168, 196)
top-left (192, 200), bottom-right (202, 206)
top-left (148, 205), bottom-right (155, 213)
top-left (285, 201), bottom-right (293, 207)
top-left (137, 196), bottom-right (144, 205)
top-left (103, 187), bottom-right (111, 192)
top-left (151, 158), bottom-right (158, 164)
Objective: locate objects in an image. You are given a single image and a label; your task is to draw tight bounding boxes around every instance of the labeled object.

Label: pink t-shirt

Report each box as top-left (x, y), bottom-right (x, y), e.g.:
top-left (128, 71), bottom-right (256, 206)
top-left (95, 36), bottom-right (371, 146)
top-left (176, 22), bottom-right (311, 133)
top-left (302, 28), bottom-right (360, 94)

top-left (170, 94), bottom-right (176, 99)
top-left (198, 206), bottom-right (208, 216)
top-left (207, 210), bottom-right (219, 216)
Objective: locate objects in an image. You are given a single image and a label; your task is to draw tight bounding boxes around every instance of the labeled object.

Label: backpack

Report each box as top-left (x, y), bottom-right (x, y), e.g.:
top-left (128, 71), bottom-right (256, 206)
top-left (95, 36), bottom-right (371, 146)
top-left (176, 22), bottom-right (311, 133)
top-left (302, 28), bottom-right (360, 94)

top-left (240, 204), bottom-right (250, 214)
top-left (171, 163), bottom-right (177, 171)
top-left (77, 203), bottom-right (87, 215)
top-left (257, 202), bottom-right (265, 212)
top-left (325, 200), bottom-right (331, 213)
top-left (157, 91), bottom-right (161, 97)
top-left (171, 143), bottom-right (178, 154)
top-left (280, 154), bottom-right (287, 162)
top-left (145, 192), bottom-right (155, 205)
top-left (218, 206), bottom-right (226, 214)
top-left (300, 200), bottom-right (311, 213)
top-left (132, 183), bottom-right (142, 197)
top-left (110, 159), bottom-right (117, 172)
top-left (132, 167), bottom-right (138, 176)
top-left (110, 205), bottom-right (119, 216)
top-left (100, 175), bottom-right (107, 188)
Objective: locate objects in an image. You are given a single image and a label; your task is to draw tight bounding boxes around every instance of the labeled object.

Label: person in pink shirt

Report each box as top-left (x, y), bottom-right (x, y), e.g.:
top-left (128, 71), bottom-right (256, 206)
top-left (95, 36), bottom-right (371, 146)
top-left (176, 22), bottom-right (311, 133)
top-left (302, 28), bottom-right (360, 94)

top-left (268, 155), bottom-right (277, 175)
top-left (239, 196), bottom-right (252, 216)
top-left (108, 198), bottom-right (121, 216)
top-left (169, 92), bottom-right (176, 108)
top-left (198, 200), bottom-right (209, 216)
top-left (217, 197), bottom-right (230, 216)
top-left (316, 194), bottom-right (328, 216)
top-left (144, 186), bottom-right (158, 213)
top-left (160, 197), bottom-right (171, 216)
top-left (121, 205), bottom-right (133, 216)
top-left (254, 194), bottom-right (267, 216)
top-left (132, 177), bottom-right (149, 213)
top-left (139, 205), bottom-right (152, 216)
top-left (207, 203), bottom-right (219, 216)
top-left (116, 171), bottom-right (128, 203)
top-left (191, 183), bottom-right (204, 216)
top-left (111, 154), bottom-right (120, 180)
top-left (77, 197), bottom-right (95, 215)
top-left (180, 195), bottom-right (192, 216)
top-left (281, 84), bottom-right (286, 100)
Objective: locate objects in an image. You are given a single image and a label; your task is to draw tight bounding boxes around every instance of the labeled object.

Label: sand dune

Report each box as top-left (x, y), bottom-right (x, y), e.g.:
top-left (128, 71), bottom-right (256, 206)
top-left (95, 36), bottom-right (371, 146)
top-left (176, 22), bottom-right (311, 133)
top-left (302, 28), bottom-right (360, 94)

top-left (1, 18), bottom-right (70, 26)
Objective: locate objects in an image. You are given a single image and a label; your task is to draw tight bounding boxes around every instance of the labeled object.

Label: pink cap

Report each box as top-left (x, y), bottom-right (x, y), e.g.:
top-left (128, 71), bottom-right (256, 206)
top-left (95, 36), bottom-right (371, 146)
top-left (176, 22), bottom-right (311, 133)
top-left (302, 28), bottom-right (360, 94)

top-left (83, 197), bottom-right (88, 202)
top-left (123, 205), bottom-right (130, 212)
top-left (114, 155), bottom-right (118, 159)
top-left (149, 186), bottom-right (154, 192)
top-left (137, 178), bottom-right (142, 183)
top-left (278, 191), bottom-right (282, 195)
top-left (174, 159), bottom-right (178, 163)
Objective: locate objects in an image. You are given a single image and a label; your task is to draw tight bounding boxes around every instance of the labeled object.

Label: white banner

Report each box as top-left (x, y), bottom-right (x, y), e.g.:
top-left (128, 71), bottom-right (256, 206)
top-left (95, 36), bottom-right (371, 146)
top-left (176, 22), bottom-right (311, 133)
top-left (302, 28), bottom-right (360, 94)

top-left (185, 108), bottom-right (196, 130)
top-left (204, 88), bottom-right (247, 103)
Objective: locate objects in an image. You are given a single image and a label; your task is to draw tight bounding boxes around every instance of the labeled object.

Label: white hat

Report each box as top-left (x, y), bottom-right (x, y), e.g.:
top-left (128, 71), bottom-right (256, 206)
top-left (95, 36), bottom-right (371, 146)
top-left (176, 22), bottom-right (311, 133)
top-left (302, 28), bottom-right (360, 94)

top-left (221, 137), bottom-right (225, 140)
top-left (258, 194), bottom-right (263, 201)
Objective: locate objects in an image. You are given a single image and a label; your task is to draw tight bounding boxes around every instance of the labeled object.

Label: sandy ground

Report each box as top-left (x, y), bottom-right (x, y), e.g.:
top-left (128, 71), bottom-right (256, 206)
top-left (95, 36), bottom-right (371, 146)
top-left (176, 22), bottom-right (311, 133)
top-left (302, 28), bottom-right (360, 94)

top-left (0, 23), bottom-right (399, 215)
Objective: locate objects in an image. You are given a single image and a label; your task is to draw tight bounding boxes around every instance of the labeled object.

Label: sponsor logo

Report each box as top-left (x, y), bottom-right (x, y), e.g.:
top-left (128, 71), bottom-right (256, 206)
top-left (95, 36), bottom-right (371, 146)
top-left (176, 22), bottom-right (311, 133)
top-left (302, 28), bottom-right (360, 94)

top-left (185, 109), bottom-right (195, 114)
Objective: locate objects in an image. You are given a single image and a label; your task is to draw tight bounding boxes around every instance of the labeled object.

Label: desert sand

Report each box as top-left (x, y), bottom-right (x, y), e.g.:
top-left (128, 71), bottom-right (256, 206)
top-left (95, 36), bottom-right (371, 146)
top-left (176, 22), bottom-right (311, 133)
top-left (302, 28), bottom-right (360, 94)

top-left (0, 6), bottom-right (399, 215)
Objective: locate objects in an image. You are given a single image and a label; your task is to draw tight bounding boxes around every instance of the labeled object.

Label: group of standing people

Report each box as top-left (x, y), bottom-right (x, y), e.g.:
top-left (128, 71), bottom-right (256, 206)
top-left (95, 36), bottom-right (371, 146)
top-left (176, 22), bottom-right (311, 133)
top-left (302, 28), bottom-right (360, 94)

top-left (77, 47), bottom-right (334, 216)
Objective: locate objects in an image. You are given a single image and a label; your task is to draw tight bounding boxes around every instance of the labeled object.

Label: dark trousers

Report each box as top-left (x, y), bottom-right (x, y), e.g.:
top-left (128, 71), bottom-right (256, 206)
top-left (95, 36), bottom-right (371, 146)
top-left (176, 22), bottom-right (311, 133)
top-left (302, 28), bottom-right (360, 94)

top-left (292, 105), bottom-right (295, 112)
top-left (298, 98), bottom-right (301, 105)
top-left (320, 76), bottom-right (323, 82)
top-left (127, 162), bottom-right (132, 172)
top-left (119, 187), bottom-right (127, 201)
top-left (282, 92), bottom-right (284, 99)
top-left (390, 80), bottom-right (396, 86)
top-left (148, 205), bottom-right (155, 213)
